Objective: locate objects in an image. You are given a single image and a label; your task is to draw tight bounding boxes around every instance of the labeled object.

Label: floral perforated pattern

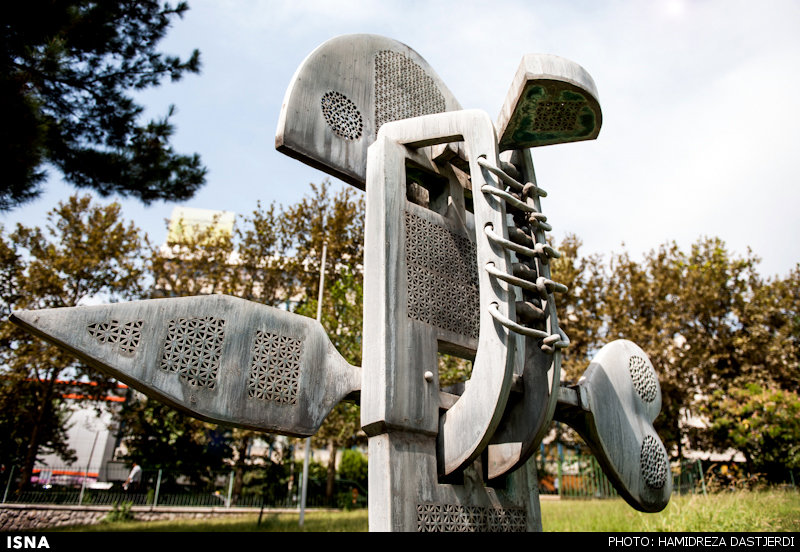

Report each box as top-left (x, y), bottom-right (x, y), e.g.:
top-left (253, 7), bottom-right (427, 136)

top-left (247, 331), bottom-right (304, 405)
top-left (160, 317), bottom-right (225, 389)
top-left (416, 503), bottom-right (526, 532)
top-left (375, 50), bottom-right (446, 131)
top-left (87, 320), bottom-right (142, 354)
top-left (404, 211), bottom-right (479, 339)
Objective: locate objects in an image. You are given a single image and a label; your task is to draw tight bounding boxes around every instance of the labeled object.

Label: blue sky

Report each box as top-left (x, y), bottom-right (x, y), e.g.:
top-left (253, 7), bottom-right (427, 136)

top-left (3, 0), bottom-right (799, 278)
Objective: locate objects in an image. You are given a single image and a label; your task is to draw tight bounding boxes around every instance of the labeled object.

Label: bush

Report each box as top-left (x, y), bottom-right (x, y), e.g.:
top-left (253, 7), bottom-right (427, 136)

top-left (338, 449), bottom-right (367, 490)
top-left (704, 384), bottom-right (800, 482)
top-left (103, 501), bottom-right (133, 523)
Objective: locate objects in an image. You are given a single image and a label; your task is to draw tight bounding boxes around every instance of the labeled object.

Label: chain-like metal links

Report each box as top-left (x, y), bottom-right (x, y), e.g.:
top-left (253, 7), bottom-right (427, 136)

top-left (478, 155), bottom-right (569, 353)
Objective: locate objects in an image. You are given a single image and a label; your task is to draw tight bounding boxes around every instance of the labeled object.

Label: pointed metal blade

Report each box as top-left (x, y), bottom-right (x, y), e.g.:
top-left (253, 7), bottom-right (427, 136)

top-left (10, 295), bottom-right (360, 437)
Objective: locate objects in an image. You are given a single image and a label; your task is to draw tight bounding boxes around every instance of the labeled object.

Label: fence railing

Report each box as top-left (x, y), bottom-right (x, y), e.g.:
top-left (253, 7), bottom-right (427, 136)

top-left (3, 455), bottom-right (793, 507)
top-left (1, 463), bottom-right (365, 510)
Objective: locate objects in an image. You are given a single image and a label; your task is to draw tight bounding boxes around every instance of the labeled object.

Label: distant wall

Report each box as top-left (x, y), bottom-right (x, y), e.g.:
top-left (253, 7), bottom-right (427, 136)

top-left (0, 504), bottom-right (285, 531)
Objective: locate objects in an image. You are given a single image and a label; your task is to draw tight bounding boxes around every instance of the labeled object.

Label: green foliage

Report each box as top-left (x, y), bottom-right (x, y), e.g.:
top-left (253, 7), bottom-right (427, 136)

top-left (1, 0), bottom-right (206, 211)
top-left (438, 353), bottom-right (472, 387)
top-left (703, 385), bottom-right (800, 481)
top-left (102, 501), bottom-right (133, 523)
top-left (550, 234), bottom-right (799, 467)
top-left (338, 448), bottom-right (367, 490)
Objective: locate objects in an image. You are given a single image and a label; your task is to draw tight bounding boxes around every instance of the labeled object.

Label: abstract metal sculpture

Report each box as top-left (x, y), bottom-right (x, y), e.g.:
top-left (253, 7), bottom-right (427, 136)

top-left (10, 33), bottom-right (671, 531)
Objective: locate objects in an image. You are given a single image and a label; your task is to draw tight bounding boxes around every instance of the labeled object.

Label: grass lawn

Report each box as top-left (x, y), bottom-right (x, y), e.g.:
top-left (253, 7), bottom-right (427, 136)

top-left (540, 489), bottom-right (800, 532)
top-left (48, 489), bottom-right (799, 532)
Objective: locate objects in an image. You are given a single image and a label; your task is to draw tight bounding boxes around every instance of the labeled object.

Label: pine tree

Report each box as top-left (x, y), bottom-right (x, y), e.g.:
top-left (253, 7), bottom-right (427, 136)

top-left (1, 1), bottom-right (206, 211)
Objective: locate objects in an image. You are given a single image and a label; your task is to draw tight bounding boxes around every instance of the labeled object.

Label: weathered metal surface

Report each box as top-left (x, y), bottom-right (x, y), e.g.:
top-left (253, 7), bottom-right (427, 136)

top-left (368, 432), bottom-right (541, 532)
top-left (362, 109), bottom-right (543, 531)
top-left (496, 54), bottom-right (602, 151)
top-left (363, 109), bottom-right (516, 476)
top-left (10, 295), bottom-right (360, 436)
top-left (276, 34), bottom-right (462, 189)
top-left (554, 339), bottom-right (672, 513)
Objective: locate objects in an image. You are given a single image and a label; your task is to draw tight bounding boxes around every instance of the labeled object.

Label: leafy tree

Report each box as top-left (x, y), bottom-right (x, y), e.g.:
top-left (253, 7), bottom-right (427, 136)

top-left (734, 265), bottom-right (800, 392)
top-left (116, 392), bottom-right (232, 489)
top-left (550, 234), bottom-right (799, 470)
top-left (703, 384), bottom-right (800, 482)
top-left (602, 238), bottom-right (763, 458)
top-left (338, 448), bottom-right (368, 490)
top-left (279, 180), bottom-right (365, 299)
top-left (283, 181), bottom-right (366, 505)
top-left (0, 194), bottom-right (145, 489)
top-left (550, 233), bottom-right (608, 382)
top-left (1, 0), bottom-right (206, 211)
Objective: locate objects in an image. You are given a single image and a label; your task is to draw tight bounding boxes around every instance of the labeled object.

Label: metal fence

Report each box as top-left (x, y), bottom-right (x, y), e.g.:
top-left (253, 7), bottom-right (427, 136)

top-left (3, 455), bottom-right (793, 507)
top-left (1, 463), bottom-right (366, 510)
top-left (537, 453), bottom-right (619, 498)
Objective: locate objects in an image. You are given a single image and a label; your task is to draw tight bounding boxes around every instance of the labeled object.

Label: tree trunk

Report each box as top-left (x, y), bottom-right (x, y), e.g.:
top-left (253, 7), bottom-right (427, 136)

top-left (17, 375), bottom-right (56, 494)
top-left (325, 439), bottom-right (337, 506)
top-left (231, 434), bottom-right (250, 505)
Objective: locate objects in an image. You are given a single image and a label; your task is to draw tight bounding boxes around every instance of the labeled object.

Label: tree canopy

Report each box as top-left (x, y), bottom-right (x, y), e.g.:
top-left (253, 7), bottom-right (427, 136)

top-left (1, 0), bottom-right (206, 211)
top-left (3, 185), bottom-right (799, 492)
top-left (551, 234), bottom-right (799, 480)
top-left (0, 194), bottom-right (146, 489)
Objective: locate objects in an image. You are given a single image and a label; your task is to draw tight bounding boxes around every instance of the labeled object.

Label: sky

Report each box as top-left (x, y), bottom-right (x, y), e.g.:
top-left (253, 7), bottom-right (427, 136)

top-left (3, 0), bottom-right (799, 279)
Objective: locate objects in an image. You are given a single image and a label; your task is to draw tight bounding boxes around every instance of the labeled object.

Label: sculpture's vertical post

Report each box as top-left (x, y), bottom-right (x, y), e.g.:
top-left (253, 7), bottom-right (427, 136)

top-left (362, 111), bottom-right (540, 531)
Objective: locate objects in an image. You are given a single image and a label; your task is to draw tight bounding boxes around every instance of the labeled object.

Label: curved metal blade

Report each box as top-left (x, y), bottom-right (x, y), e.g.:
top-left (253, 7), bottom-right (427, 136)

top-left (276, 33), bottom-right (462, 189)
top-left (496, 53), bottom-right (602, 151)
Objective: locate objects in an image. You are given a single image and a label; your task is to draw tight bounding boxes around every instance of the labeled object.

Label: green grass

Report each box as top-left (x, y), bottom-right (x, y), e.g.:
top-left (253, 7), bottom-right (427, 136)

top-left (540, 489), bottom-right (800, 532)
top-left (51, 509), bottom-right (369, 533)
top-left (47, 490), bottom-right (799, 532)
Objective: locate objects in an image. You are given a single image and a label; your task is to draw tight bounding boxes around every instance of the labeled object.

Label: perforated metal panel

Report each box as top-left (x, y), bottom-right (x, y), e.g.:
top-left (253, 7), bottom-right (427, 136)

top-left (321, 91), bottom-right (364, 140)
top-left (276, 34), bottom-right (461, 189)
top-left (160, 317), bottom-right (226, 389)
top-left (87, 320), bottom-right (143, 355)
top-left (247, 331), bottom-right (304, 404)
top-left (629, 354), bottom-right (658, 403)
top-left (404, 211), bottom-right (479, 339)
top-left (375, 50), bottom-right (447, 132)
top-left (640, 435), bottom-right (669, 490)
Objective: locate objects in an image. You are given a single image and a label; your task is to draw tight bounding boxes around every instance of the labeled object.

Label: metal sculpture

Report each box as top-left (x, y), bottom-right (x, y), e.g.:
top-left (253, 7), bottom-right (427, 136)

top-left (10, 33), bottom-right (671, 531)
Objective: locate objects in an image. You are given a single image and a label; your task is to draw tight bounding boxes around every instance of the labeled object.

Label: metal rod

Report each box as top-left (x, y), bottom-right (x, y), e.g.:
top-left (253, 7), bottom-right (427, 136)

top-left (153, 469), bottom-right (162, 507)
top-left (697, 459), bottom-right (707, 496)
top-left (226, 470), bottom-right (234, 508)
top-left (2, 465), bottom-right (15, 503)
top-left (477, 157), bottom-right (547, 196)
top-left (78, 430), bottom-right (99, 505)
top-left (300, 241), bottom-right (327, 527)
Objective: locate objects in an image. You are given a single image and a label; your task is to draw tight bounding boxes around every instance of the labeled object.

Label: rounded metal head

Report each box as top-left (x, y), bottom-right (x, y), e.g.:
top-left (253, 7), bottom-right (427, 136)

top-left (496, 54), bottom-right (602, 151)
top-left (275, 34), bottom-right (462, 189)
top-left (576, 339), bottom-right (671, 513)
